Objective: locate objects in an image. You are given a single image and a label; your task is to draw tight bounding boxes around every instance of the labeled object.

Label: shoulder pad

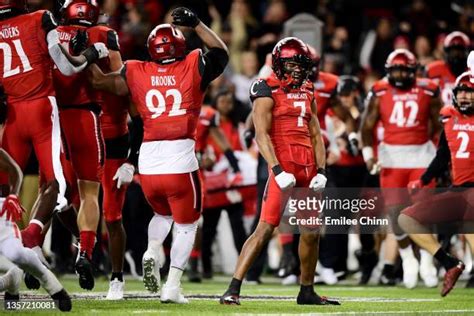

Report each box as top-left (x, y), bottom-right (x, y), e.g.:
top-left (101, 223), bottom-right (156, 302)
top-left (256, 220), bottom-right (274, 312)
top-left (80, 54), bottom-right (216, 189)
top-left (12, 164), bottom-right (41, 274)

top-left (249, 78), bottom-right (273, 102)
top-left (371, 79), bottom-right (389, 93)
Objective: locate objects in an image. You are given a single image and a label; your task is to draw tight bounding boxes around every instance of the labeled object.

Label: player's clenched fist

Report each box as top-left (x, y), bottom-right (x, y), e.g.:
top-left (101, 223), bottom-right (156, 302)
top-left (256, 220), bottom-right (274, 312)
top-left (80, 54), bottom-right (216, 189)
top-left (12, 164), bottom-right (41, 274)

top-left (171, 7), bottom-right (201, 28)
top-left (309, 168), bottom-right (327, 192)
top-left (272, 165), bottom-right (296, 190)
top-left (1, 195), bottom-right (24, 222)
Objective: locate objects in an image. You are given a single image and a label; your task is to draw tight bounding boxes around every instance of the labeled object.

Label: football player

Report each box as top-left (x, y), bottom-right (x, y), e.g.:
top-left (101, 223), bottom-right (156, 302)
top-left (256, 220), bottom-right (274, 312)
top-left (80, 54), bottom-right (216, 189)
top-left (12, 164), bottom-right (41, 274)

top-left (53, 0), bottom-right (120, 291)
top-left (89, 7), bottom-right (228, 303)
top-left (0, 148), bottom-right (71, 311)
top-left (399, 68), bottom-right (474, 295)
top-left (220, 37), bottom-right (338, 306)
top-left (426, 31), bottom-right (470, 104)
top-left (0, 0), bottom-right (107, 268)
top-left (360, 49), bottom-right (442, 288)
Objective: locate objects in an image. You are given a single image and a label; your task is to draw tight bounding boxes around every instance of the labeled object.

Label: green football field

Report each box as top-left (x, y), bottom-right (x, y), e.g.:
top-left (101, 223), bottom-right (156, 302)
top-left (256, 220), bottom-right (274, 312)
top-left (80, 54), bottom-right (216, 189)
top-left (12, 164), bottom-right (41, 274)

top-left (6, 275), bottom-right (474, 315)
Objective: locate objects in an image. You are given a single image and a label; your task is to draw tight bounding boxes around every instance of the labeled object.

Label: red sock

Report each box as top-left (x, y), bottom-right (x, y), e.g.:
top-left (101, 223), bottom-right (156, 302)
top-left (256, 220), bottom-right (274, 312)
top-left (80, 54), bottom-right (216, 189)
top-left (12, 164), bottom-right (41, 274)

top-left (80, 231), bottom-right (96, 259)
top-left (190, 249), bottom-right (201, 259)
top-left (21, 222), bottom-right (43, 248)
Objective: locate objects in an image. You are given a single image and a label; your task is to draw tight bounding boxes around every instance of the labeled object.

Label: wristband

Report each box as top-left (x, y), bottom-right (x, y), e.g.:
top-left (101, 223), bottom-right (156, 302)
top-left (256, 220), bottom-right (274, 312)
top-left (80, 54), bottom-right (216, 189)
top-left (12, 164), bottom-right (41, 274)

top-left (82, 46), bottom-right (99, 64)
top-left (362, 146), bottom-right (374, 162)
top-left (317, 168), bottom-right (326, 176)
top-left (271, 164), bottom-right (283, 176)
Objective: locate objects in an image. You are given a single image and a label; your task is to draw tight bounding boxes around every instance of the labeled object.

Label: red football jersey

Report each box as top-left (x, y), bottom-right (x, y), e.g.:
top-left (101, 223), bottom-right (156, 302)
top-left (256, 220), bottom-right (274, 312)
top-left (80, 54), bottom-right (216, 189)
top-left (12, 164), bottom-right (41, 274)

top-left (250, 73), bottom-right (315, 151)
top-left (54, 24), bottom-right (93, 106)
top-left (425, 60), bottom-right (457, 105)
top-left (0, 10), bottom-right (57, 103)
top-left (314, 71), bottom-right (338, 130)
top-left (195, 105), bottom-right (218, 153)
top-left (440, 105), bottom-right (474, 185)
top-left (372, 77), bottom-right (438, 145)
top-left (124, 49), bottom-right (205, 142)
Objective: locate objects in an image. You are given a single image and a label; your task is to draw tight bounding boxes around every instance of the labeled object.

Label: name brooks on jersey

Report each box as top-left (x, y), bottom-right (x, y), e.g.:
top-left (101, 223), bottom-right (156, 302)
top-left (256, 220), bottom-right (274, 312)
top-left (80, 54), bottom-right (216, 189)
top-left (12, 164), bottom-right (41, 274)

top-left (151, 75), bottom-right (176, 86)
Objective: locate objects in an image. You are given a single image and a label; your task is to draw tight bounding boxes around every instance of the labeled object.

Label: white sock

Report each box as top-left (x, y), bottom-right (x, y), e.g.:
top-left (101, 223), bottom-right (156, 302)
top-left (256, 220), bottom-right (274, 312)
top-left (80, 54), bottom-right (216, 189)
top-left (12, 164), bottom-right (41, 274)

top-left (420, 249), bottom-right (433, 263)
top-left (0, 238), bottom-right (62, 295)
top-left (399, 244), bottom-right (415, 260)
top-left (166, 267), bottom-right (184, 287)
top-left (0, 255), bottom-right (16, 272)
top-left (169, 221), bottom-right (198, 275)
top-left (147, 214), bottom-right (173, 253)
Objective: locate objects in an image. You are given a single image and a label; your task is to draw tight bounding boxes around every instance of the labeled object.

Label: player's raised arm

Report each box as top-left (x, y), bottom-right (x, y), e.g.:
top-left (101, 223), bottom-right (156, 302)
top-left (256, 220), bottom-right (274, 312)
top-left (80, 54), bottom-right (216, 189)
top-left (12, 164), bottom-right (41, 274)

top-left (171, 7), bottom-right (229, 90)
top-left (360, 91), bottom-right (380, 172)
top-left (88, 63), bottom-right (129, 96)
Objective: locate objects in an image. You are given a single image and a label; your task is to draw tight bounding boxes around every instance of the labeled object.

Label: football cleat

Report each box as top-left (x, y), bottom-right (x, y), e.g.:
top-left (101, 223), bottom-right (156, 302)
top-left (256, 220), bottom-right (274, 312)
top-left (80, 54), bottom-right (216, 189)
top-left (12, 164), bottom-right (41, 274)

top-left (160, 284), bottom-right (189, 304)
top-left (142, 255), bottom-right (160, 293)
top-left (51, 289), bottom-right (72, 312)
top-left (219, 293), bottom-right (241, 305)
top-left (441, 261), bottom-right (465, 297)
top-left (75, 252), bottom-right (95, 290)
top-left (106, 278), bottom-right (124, 300)
top-left (297, 290), bottom-right (341, 305)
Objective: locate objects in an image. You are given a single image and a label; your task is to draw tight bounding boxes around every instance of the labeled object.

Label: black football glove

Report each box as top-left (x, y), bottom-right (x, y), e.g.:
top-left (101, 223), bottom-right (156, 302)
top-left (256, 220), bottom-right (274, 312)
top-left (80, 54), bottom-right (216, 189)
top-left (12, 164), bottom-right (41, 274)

top-left (71, 29), bottom-right (89, 55)
top-left (171, 7), bottom-right (200, 28)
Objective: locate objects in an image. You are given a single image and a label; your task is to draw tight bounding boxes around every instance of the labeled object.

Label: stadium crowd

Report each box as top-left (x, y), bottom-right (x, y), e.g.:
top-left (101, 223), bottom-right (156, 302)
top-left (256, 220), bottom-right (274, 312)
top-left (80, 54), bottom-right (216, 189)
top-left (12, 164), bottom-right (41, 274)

top-left (0, 0), bottom-right (473, 310)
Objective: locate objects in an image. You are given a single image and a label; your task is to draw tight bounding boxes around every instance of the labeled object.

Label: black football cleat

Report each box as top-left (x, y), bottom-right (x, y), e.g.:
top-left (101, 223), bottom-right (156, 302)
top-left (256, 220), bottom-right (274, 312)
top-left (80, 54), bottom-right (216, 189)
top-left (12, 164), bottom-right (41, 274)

top-left (24, 272), bottom-right (41, 290)
top-left (75, 252), bottom-right (95, 290)
top-left (51, 289), bottom-right (72, 312)
top-left (219, 292), bottom-right (241, 305)
top-left (297, 290), bottom-right (340, 305)
top-left (356, 250), bottom-right (378, 285)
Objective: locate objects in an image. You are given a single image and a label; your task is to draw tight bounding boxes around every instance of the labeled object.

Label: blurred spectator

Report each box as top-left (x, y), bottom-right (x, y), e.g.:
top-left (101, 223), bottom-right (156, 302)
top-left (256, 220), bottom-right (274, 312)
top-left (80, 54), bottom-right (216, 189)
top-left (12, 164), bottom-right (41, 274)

top-left (414, 35), bottom-right (434, 67)
top-left (231, 50), bottom-right (259, 107)
top-left (359, 18), bottom-right (395, 77)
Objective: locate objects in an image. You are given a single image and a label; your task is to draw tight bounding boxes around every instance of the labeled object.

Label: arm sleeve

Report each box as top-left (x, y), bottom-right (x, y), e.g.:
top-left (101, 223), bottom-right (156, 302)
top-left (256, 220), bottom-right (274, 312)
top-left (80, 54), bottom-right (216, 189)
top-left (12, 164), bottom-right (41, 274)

top-left (47, 29), bottom-right (88, 76)
top-left (249, 79), bottom-right (272, 103)
top-left (41, 11), bottom-right (57, 34)
top-left (127, 115), bottom-right (143, 167)
top-left (198, 48), bottom-right (229, 90)
top-left (420, 129), bottom-right (450, 184)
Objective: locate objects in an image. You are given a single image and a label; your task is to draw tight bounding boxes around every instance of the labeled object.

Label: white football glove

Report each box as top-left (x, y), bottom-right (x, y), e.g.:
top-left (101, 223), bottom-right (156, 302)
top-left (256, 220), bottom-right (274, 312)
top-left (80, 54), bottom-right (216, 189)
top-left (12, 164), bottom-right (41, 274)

top-left (309, 173), bottom-right (327, 192)
top-left (93, 42), bottom-right (109, 59)
top-left (113, 163), bottom-right (135, 189)
top-left (275, 171), bottom-right (296, 191)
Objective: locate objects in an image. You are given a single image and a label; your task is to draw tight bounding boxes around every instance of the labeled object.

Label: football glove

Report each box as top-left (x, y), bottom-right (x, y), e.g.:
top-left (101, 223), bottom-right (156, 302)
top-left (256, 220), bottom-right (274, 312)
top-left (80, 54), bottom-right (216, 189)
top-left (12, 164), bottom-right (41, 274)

top-left (171, 7), bottom-right (201, 28)
top-left (1, 195), bottom-right (24, 222)
top-left (71, 29), bottom-right (88, 55)
top-left (243, 129), bottom-right (255, 149)
top-left (82, 42), bottom-right (109, 64)
top-left (275, 171), bottom-right (296, 191)
top-left (347, 132), bottom-right (360, 156)
top-left (113, 163), bottom-right (135, 189)
top-left (309, 173), bottom-right (327, 192)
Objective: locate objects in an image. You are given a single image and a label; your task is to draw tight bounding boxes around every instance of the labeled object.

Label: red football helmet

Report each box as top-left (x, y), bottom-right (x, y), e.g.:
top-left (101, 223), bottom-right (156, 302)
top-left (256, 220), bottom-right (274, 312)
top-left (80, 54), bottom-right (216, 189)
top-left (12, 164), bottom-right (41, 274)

top-left (444, 31), bottom-right (470, 76)
top-left (307, 44), bottom-right (321, 82)
top-left (147, 24), bottom-right (186, 64)
top-left (272, 37), bottom-right (312, 88)
top-left (385, 48), bottom-right (417, 89)
top-left (452, 71), bottom-right (474, 115)
top-left (61, 0), bottom-right (99, 26)
top-left (0, 0), bottom-right (27, 13)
